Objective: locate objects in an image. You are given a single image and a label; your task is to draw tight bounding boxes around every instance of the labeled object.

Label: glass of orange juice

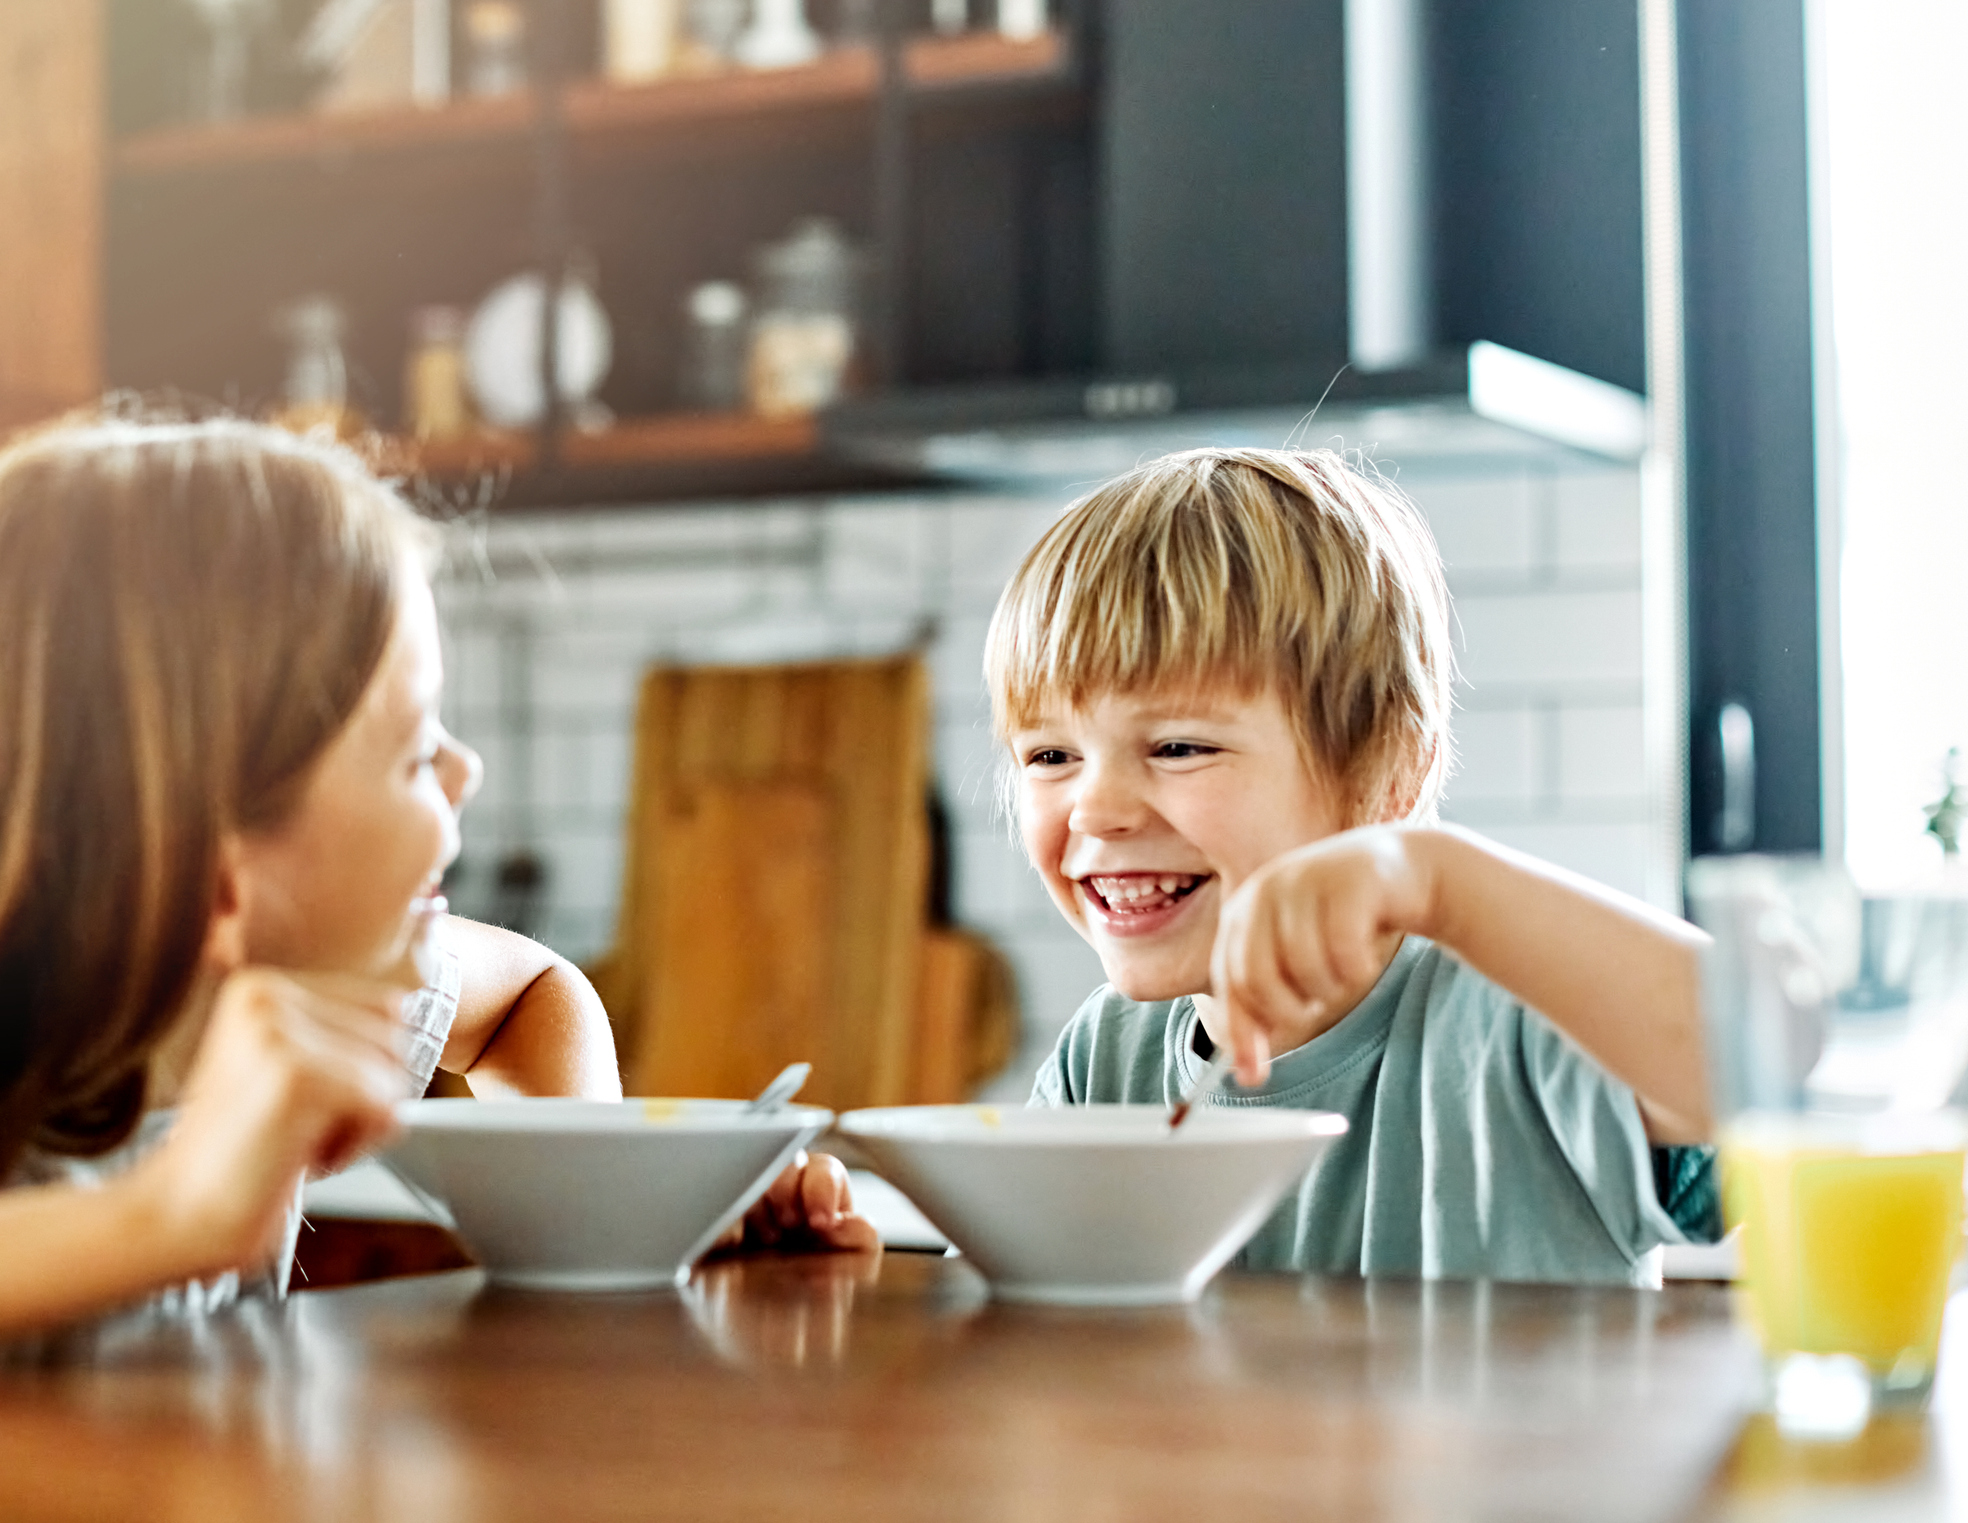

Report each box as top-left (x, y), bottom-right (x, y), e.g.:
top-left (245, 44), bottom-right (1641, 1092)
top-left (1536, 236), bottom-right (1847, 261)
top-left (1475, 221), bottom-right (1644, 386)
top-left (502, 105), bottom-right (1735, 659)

top-left (1722, 1109), bottom-right (1968, 1407)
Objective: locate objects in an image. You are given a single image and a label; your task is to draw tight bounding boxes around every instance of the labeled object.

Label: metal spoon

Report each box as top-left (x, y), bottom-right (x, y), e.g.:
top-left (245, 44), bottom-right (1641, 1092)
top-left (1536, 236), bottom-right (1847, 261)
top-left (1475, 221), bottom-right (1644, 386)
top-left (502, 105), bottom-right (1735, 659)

top-left (1168, 1049), bottom-right (1236, 1131)
top-left (744, 1062), bottom-right (813, 1115)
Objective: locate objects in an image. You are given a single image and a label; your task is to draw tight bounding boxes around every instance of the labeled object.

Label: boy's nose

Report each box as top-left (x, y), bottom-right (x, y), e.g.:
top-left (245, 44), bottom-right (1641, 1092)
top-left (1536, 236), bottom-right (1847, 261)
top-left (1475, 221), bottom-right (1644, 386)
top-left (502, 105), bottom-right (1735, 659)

top-left (1066, 760), bottom-right (1148, 837)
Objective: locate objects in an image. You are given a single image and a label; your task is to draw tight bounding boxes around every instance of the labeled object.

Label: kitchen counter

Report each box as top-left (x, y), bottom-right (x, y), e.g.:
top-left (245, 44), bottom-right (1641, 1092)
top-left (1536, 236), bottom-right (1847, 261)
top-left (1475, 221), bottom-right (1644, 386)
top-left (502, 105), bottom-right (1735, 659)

top-left (3, 1248), bottom-right (1898, 1522)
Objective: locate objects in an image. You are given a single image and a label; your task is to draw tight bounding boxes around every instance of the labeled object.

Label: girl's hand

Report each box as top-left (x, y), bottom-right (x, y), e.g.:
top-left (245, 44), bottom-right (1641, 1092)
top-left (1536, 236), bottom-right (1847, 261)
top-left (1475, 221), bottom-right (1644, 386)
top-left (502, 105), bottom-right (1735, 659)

top-left (725, 1150), bottom-right (881, 1255)
top-left (131, 968), bottom-right (410, 1277)
top-left (1208, 827), bottom-right (1441, 1086)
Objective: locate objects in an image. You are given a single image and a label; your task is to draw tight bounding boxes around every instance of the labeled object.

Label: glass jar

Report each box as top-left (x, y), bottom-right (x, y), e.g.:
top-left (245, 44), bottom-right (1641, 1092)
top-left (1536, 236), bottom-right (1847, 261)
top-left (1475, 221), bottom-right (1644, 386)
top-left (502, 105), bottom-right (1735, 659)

top-left (463, 0), bottom-right (528, 97)
top-left (404, 304), bottom-right (475, 440)
top-left (997, 0), bottom-right (1045, 41)
top-left (273, 294), bottom-right (355, 435)
top-left (603, 0), bottom-right (683, 83)
top-left (679, 281), bottom-right (750, 412)
top-left (746, 218), bottom-right (861, 419)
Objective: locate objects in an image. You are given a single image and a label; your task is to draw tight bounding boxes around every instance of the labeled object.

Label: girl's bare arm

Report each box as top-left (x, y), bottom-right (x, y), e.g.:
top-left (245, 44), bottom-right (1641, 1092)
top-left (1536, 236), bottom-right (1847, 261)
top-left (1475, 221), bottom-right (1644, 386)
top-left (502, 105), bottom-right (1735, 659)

top-left (438, 918), bottom-right (622, 1099)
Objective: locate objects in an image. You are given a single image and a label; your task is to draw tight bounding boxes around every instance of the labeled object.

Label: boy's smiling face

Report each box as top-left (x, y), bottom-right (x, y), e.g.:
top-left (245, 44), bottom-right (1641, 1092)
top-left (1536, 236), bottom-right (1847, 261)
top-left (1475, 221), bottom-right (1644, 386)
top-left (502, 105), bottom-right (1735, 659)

top-left (1012, 685), bottom-right (1349, 1001)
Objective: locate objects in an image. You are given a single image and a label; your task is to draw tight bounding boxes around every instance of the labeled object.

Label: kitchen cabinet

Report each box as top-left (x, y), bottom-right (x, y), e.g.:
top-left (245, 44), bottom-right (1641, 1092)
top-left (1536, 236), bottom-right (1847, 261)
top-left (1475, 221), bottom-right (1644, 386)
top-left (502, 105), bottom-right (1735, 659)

top-left (0, 1), bottom-right (1088, 503)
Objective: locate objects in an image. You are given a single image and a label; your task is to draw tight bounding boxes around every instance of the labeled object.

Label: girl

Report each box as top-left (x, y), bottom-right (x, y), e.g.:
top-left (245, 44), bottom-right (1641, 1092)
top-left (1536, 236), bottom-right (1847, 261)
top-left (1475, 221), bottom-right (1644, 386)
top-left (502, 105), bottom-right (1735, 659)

top-left (0, 417), bottom-right (867, 1333)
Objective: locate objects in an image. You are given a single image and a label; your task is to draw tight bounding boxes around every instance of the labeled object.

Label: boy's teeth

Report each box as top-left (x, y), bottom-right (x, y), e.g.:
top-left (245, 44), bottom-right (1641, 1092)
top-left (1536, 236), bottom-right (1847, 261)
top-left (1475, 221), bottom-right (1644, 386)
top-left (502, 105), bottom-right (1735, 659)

top-left (1087, 874), bottom-right (1200, 911)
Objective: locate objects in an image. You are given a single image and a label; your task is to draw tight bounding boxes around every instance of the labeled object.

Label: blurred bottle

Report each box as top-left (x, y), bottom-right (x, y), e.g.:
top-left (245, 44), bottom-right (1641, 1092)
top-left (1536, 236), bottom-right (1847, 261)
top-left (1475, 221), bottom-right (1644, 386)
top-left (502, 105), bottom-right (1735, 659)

top-left (996, 0), bottom-right (1044, 40)
top-left (736, 0), bottom-right (822, 69)
top-left (404, 304), bottom-right (475, 440)
top-left (181, 0), bottom-right (272, 121)
top-left (832, 0), bottom-right (877, 44)
top-left (680, 281), bottom-right (751, 412)
top-left (603, 0), bottom-right (683, 82)
top-left (302, 0), bottom-right (452, 113)
top-left (747, 218), bottom-right (860, 419)
top-left (274, 294), bottom-right (359, 436)
top-left (462, 0), bottom-right (528, 96)
top-left (677, 0), bottom-right (747, 70)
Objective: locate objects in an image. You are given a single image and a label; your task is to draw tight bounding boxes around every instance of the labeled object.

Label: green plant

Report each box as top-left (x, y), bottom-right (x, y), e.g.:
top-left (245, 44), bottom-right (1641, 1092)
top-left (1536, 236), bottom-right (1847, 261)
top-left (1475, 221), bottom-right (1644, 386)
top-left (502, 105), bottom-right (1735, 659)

top-left (1925, 748), bottom-right (1965, 859)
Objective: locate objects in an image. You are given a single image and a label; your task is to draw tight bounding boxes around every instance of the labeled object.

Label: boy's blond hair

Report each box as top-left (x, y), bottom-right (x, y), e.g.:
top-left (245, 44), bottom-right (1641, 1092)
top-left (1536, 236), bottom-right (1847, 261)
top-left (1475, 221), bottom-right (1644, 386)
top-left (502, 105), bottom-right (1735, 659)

top-left (985, 446), bottom-right (1455, 824)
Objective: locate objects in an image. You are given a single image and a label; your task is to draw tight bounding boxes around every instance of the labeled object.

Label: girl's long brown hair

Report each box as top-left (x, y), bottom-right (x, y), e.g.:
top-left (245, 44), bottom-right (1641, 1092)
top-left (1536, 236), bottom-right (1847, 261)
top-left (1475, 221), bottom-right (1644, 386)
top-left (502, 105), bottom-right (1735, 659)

top-left (0, 417), bottom-right (427, 1177)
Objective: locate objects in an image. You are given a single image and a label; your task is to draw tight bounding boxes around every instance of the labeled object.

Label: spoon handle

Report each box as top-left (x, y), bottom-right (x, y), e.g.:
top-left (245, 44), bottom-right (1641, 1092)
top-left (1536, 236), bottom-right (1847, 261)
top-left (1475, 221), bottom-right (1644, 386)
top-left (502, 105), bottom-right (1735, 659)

top-left (745, 1061), bottom-right (813, 1114)
top-left (1168, 1049), bottom-right (1236, 1131)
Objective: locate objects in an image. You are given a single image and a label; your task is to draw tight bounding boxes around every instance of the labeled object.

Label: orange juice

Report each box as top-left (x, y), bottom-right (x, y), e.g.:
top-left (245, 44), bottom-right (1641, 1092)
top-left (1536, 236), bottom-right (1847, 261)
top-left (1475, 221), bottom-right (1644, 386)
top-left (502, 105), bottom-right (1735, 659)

top-left (1723, 1112), bottom-right (1967, 1382)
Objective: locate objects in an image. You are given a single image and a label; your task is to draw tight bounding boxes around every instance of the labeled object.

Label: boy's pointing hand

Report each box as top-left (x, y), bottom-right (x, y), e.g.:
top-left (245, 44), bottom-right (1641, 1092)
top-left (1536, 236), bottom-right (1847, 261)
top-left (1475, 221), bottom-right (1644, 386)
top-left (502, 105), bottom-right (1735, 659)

top-left (1209, 827), bottom-right (1439, 1086)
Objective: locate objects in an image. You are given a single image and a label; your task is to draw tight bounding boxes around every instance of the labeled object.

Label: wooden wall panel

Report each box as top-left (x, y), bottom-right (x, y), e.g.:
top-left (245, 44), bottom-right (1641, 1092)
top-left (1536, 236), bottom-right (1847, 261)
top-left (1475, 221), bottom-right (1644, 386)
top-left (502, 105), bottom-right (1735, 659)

top-left (0, 0), bottom-right (102, 425)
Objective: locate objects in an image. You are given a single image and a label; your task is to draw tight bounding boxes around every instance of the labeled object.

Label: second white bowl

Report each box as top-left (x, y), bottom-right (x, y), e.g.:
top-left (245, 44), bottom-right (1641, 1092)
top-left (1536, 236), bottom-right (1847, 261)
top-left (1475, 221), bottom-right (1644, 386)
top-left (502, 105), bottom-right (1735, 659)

top-left (839, 1103), bottom-right (1347, 1304)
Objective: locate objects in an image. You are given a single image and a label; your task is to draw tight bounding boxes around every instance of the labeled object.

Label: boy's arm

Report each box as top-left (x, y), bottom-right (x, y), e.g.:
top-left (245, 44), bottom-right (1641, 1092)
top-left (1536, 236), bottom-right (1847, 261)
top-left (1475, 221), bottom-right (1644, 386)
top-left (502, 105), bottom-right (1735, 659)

top-left (1419, 830), bottom-right (1710, 1144)
top-left (438, 918), bottom-right (623, 1099)
top-left (1211, 826), bottom-right (1712, 1144)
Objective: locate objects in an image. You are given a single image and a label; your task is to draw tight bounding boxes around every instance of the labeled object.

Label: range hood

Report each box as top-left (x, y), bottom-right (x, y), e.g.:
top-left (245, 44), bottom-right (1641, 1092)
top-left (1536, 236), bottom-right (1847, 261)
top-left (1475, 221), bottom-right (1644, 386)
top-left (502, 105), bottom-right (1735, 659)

top-left (831, 0), bottom-right (1649, 485)
top-left (826, 342), bottom-right (1646, 485)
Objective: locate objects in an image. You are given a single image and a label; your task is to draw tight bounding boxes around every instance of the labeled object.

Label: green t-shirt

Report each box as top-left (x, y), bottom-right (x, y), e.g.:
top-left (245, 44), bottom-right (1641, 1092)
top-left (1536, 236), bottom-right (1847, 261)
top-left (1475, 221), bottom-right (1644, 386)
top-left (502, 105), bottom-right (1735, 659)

top-left (1029, 937), bottom-right (1699, 1286)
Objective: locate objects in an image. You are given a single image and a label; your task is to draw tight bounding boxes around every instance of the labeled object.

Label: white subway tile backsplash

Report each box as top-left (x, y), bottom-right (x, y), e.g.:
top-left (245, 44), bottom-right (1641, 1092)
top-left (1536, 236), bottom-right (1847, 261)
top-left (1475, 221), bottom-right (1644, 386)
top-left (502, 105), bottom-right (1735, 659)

top-left (936, 722), bottom-right (1007, 828)
top-left (546, 827), bottom-right (624, 922)
top-left (1557, 706), bottom-right (1648, 800)
top-left (585, 724), bottom-right (633, 816)
top-left (1447, 707), bottom-right (1543, 805)
top-left (532, 647), bottom-right (642, 717)
top-left (440, 624), bottom-right (503, 718)
top-left (1001, 931), bottom-right (1107, 1038)
top-left (944, 499), bottom-right (1063, 608)
top-left (1454, 589), bottom-right (1644, 687)
top-left (536, 725), bottom-right (594, 814)
top-left (1468, 821), bottom-right (1654, 900)
top-left (823, 501), bottom-right (937, 609)
top-left (928, 613), bottom-right (996, 725)
top-left (1407, 470), bottom-right (1538, 578)
top-left (951, 824), bottom-right (1038, 931)
top-left (1552, 467), bottom-right (1643, 571)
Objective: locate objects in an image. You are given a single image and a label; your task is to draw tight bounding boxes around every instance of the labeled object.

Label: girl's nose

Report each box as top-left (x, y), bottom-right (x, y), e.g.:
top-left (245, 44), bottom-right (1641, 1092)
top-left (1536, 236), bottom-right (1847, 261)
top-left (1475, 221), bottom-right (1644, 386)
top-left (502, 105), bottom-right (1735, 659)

top-left (438, 734), bottom-right (484, 810)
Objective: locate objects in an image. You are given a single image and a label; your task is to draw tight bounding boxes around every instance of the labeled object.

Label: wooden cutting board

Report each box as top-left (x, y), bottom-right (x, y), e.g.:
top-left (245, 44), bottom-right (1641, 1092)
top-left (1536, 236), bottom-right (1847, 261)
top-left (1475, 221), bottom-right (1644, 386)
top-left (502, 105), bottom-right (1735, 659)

top-left (633, 779), bottom-right (832, 1104)
top-left (607, 656), bottom-right (932, 1111)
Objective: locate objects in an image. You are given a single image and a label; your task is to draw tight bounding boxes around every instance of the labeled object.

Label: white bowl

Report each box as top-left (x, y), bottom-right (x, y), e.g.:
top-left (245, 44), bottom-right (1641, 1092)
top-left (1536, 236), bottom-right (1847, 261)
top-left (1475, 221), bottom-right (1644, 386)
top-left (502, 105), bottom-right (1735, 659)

top-left (838, 1104), bottom-right (1347, 1305)
top-left (384, 1098), bottom-right (831, 1291)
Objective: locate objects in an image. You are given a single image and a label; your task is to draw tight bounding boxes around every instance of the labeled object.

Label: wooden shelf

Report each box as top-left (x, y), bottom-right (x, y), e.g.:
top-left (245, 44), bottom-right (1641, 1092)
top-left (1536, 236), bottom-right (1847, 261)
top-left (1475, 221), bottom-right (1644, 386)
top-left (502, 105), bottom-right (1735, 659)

top-left (562, 411), bottom-right (819, 468)
top-left (114, 90), bottom-right (539, 176)
top-left (383, 411), bottom-right (818, 480)
top-left (903, 28), bottom-right (1067, 90)
top-left (563, 48), bottom-right (880, 136)
top-left (112, 31), bottom-right (1073, 179)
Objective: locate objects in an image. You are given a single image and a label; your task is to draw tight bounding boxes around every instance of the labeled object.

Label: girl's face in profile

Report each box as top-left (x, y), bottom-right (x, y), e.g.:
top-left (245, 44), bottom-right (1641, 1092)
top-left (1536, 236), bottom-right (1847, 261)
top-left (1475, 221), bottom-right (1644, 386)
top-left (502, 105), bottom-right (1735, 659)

top-left (233, 568), bottom-right (481, 983)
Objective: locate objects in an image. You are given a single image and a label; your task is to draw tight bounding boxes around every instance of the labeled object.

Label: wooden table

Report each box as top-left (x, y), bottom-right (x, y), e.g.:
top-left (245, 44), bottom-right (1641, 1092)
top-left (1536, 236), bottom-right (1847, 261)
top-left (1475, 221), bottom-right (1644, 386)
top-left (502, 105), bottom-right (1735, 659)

top-left (0, 1250), bottom-right (1956, 1522)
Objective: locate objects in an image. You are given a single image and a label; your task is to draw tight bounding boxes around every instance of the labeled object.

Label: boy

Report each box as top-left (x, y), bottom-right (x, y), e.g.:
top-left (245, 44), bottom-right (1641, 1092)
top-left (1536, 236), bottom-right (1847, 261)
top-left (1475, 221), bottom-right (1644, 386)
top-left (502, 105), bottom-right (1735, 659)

top-left (986, 447), bottom-right (1716, 1286)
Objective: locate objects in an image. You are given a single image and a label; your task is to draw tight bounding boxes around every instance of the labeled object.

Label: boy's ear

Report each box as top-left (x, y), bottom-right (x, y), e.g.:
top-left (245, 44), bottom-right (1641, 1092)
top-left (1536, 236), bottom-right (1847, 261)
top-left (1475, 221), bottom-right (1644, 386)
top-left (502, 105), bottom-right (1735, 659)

top-left (201, 834), bottom-right (249, 973)
top-left (1379, 742), bottom-right (1436, 823)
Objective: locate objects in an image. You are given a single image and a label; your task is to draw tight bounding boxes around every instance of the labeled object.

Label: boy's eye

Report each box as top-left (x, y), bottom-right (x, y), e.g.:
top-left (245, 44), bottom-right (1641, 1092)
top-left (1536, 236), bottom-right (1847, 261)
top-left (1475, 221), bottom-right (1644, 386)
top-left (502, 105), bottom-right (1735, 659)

top-left (1153, 741), bottom-right (1221, 760)
top-left (1024, 747), bottom-right (1074, 768)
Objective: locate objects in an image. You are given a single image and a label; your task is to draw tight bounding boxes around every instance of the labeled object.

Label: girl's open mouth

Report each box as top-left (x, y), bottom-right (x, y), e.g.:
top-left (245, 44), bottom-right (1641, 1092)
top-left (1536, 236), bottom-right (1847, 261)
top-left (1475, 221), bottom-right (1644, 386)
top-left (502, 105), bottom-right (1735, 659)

top-left (1077, 873), bottom-right (1210, 936)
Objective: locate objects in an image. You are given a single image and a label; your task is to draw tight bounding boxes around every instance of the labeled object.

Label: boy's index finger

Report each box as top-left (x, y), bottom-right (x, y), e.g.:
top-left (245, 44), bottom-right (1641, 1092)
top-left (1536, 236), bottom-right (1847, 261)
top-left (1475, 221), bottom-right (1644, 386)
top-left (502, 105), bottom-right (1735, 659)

top-left (1208, 917), bottom-right (1263, 1087)
top-left (1229, 1009), bottom-right (1272, 1088)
